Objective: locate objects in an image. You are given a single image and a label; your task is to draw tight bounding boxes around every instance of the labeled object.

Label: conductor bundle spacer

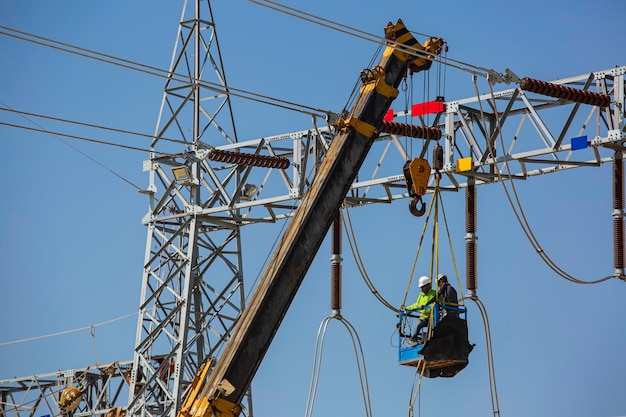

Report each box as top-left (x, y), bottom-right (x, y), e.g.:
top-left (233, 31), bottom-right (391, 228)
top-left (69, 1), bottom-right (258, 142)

top-left (520, 77), bottom-right (611, 108)
top-left (208, 148), bottom-right (291, 169)
top-left (379, 121), bottom-right (442, 141)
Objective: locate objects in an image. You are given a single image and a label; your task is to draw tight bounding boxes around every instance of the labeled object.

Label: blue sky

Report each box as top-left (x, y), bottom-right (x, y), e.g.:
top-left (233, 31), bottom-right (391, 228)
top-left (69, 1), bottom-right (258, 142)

top-left (1, 1), bottom-right (625, 417)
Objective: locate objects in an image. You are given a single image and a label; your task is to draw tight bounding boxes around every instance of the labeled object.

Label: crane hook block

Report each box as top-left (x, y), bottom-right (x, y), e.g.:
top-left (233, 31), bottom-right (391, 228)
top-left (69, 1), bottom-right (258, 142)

top-left (403, 158), bottom-right (431, 197)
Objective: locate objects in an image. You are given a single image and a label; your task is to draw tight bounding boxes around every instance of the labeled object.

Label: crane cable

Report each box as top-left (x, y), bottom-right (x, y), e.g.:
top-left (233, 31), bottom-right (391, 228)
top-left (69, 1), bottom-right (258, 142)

top-left (472, 77), bottom-right (614, 285)
top-left (304, 314), bottom-right (373, 417)
top-left (338, 41), bottom-right (386, 122)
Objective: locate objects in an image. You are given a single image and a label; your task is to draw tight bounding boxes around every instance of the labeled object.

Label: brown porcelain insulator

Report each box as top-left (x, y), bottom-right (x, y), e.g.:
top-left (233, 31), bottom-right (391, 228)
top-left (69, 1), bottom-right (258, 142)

top-left (379, 121), bottom-right (442, 141)
top-left (520, 77), bottom-right (611, 108)
top-left (208, 149), bottom-right (290, 169)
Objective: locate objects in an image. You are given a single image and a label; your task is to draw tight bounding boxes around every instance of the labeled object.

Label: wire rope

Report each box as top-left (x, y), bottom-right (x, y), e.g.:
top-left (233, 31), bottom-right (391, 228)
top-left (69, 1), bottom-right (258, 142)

top-left (404, 73), bottom-right (413, 158)
top-left (339, 41), bottom-right (385, 119)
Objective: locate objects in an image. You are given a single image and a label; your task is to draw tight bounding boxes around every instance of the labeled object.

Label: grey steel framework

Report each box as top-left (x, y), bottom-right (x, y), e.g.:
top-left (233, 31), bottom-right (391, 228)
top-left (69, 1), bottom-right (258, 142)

top-left (0, 4), bottom-right (623, 414)
top-left (126, 1), bottom-right (249, 417)
top-left (0, 361), bottom-right (133, 417)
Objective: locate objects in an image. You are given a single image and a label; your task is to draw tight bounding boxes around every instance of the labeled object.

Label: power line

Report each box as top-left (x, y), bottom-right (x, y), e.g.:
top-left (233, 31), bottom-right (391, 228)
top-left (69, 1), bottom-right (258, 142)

top-left (248, 0), bottom-right (509, 81)
top-left (1, 121), bottom-right (154, 154)
top-left (0, 101), bottom-right (144, 190)
top-left (0, 25), bottom-right (332, 119)
top-left (0, 106), bottom-right (187, 146)
top-left (0, 312), bottom-right (138, 347)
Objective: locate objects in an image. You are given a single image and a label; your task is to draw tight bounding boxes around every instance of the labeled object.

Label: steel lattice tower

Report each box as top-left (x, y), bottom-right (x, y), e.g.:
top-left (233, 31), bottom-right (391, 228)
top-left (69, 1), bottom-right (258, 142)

top-left (127, 2), bottom-right (250, 416)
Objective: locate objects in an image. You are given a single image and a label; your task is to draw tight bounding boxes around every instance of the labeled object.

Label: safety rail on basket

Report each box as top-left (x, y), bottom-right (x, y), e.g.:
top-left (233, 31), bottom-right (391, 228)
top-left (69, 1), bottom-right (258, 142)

top-left (397, 303), bottom-right (468, 345)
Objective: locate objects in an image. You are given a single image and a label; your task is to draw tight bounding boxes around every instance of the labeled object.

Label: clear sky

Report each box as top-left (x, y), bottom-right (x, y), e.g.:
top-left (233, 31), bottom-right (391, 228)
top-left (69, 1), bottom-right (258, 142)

top-left (1, 1), bottom-right (625, 417)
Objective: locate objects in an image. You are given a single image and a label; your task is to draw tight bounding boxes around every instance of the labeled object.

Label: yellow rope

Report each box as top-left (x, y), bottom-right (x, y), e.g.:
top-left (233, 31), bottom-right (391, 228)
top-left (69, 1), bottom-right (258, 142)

top-left (401, 191), bottom-right (437, 308)
top-left (438, 190), bottom-right (465, 304)
top-left (402, 174), bottom-right (463, 307)
top-left (431, 176), bottom-right (440, 301)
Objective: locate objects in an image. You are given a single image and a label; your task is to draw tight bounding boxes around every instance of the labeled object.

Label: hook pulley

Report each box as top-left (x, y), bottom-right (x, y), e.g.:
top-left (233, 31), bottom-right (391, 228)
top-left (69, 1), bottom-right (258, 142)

top-left (403, 158), bottom-right (431, 217)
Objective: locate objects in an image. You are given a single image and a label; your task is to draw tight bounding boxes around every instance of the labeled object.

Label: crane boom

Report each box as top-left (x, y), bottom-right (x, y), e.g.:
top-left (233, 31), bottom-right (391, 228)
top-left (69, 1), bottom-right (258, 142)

top-left (177, 20), bottom-right (444, 417)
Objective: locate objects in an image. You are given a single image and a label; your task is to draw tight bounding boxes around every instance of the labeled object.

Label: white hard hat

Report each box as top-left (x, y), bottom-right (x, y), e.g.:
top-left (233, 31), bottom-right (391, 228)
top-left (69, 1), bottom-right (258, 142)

top-left (418, 275), bottom-right (431, 287)
top-left (437, 273), bottom-right (448, 282)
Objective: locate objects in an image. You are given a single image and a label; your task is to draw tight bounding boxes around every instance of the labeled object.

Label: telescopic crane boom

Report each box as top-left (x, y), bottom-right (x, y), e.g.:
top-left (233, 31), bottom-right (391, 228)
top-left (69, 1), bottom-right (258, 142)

top-left (177, 20), bottom-right (444, 417)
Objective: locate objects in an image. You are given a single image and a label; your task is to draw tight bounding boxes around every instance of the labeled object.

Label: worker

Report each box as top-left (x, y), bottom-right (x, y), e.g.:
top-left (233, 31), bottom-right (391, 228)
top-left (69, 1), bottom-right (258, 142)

top-left (437, 273), bottom-right (459, 318)
top-left (406, 275), bottom-right (437, 345)
top-left (437, 274), bottom-right (458, 305)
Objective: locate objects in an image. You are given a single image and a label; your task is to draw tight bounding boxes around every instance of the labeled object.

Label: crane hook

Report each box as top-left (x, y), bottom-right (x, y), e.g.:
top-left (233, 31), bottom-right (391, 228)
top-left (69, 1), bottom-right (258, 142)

top-left (409, 196), bottom-right (426, 217)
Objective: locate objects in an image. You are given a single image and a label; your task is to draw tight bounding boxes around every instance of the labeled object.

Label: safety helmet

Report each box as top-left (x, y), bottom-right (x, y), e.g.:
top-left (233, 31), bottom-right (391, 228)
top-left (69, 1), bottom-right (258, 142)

top-left (437, 273), bottom-right (448, 282)
top-left (418, 275), bottom-right (431, 287)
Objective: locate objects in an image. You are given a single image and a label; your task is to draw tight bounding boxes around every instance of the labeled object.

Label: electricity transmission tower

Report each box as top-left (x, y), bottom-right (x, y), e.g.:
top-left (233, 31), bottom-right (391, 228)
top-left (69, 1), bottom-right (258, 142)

top-left (126, 2), bottom-right (252, 416)
top-left (0, 1), bottom-right (624, 416)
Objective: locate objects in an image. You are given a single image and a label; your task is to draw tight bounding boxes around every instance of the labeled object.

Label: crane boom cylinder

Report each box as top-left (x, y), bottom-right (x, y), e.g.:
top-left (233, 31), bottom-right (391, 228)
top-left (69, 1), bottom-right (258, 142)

top-left (193, 20), bottom-right (443, 415)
